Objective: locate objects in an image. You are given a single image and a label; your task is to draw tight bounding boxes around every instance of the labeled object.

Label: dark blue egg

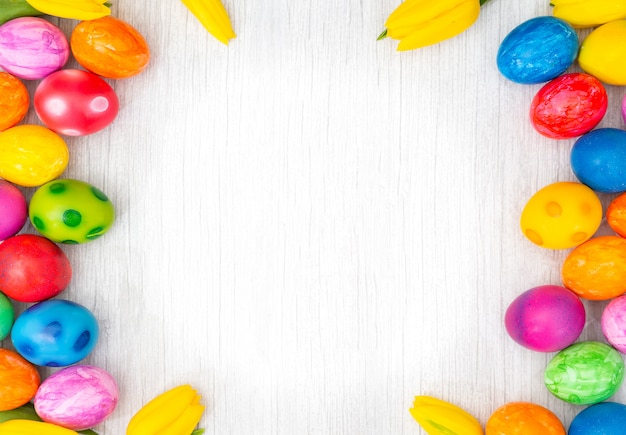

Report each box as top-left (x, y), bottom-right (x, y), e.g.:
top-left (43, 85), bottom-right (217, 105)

top-left (10, 299), bottom-right (99, 367)
top-left (497, 16), bottom-right (578, 84)
top-left (571, 128), bottom-right (626, 193)
top-left (569, 402), bottom-right (626, 434)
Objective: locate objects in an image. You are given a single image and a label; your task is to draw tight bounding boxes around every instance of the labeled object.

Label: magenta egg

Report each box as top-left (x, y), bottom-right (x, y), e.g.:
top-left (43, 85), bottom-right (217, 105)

top-left (0, 180), bottom-right (27, 241)
top-left (622, 94), bottom-right (626, 125)
top-left (530, 73), bottom-right (607, 139)
top-left (505, 285), bottom-right (585, 352)
top-left (34, 365), bottom-right (118, 431)
top-left (0, 17), bottom-right (69, 80)
top-left (602, 295), bottom-right (626, 353)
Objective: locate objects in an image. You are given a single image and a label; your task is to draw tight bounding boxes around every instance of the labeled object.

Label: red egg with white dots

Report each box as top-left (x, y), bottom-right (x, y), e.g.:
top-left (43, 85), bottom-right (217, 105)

top-left (34, 69), bottom-right (119, 136)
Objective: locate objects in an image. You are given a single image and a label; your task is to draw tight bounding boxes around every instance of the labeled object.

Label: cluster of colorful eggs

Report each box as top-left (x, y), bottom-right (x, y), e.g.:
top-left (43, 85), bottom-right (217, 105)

top-left (495, 12), bottom-right (626, 434)
top-left (0, 11), bottom-right (149, 433)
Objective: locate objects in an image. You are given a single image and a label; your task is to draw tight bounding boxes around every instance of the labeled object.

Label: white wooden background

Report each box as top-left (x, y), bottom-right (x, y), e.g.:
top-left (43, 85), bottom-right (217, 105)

top-left (4, 0), bottom-right (626, 433)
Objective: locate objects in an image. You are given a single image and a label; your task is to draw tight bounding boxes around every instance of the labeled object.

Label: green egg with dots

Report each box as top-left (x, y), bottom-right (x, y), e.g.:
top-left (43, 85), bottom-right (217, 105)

top-left (29, 179), bottom-right (115, 244)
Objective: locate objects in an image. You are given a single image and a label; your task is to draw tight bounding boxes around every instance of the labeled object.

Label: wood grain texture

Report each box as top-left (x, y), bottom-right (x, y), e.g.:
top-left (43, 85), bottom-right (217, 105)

top-left (2, 0), bottom-right (626, 433)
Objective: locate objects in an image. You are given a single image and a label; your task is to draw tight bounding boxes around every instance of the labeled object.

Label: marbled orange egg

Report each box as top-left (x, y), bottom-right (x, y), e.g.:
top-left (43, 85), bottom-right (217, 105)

top-left (70, 16), bottom-right (150, 79)
top-left (0, 72), bottom-right (29, 132)
top-left (486, 402), bottom-right (565, 435)
top-left (0, 348), bottom-right (40, 411)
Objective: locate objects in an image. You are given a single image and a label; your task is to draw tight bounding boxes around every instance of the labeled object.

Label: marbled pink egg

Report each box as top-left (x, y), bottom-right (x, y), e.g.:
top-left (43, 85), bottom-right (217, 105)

top-left (0, 17), bottom-right (69, 80)
top-left (0, 180), bottom-right (27, 241)
top-left (602, 295), bottom-right (626, 353)
top-left (34, 365), bottom-right (118, 431)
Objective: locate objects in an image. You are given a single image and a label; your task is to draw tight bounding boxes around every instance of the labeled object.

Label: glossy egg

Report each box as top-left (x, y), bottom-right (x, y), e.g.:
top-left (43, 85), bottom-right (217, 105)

top-left (607, 192), bottom-right (626, 237)
top-left (602, 295), bottom-right (626, 353)
top-left (0, 125), bottom-right (69, 187)
top-left (11, 299), bottom-right (99, 367)
top-left (34, 365), bottom-right (118, 431)
top-left (497, 16), bottom-right (578, 84)
top-left (579, 20), bottom-right (626, 85)
top-left (0, 234), bottom-right (72, 303)
top-left (505, 285), bottom-right (585, 352)
top-left (530, 73), bottom-right (607, 139)
top-left (0, 17), bottom-right (69, 80)
top-left (34, 69), bottom-right (119, 136)
top-left (544, 341), bottom-right (624, 405)
top-left (520, 181), bottom-right (602, 249)
top-left (71, 16), bottom-right (150, 79)
top-left (29, 179), bottom-right (115, 244)
top-left (0, 292), bottom-right (14, 341)
top-left (622, 94), bottom-right (626, 124)
top-left (486, 402), bottom-right (565, 435)
top-left (0, 348), bottom-right (40, 411)
top-left (0, 72), bottom-right (29, 131)
top-left (571, 128), bottom-right (626, 193)
top-left (0, 180), bottom-right (27, 241)
top-left (569, 402), bottom-right (626, 435)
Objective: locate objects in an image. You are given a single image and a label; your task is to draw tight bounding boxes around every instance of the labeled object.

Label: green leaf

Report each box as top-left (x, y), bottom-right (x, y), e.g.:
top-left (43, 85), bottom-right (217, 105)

top-left (479, 0), bottom-right (492, 5)
top-left (377, 29), bottom-right (388, 40)
top-left (191, 430), bottom-right (206, 435)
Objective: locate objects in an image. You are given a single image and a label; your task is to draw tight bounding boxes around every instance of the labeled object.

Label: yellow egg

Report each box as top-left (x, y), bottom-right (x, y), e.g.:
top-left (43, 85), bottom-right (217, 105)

top-left (0, 125), bottom-right (69, 187)
top-left (579, 20), bottom-right (626, 85)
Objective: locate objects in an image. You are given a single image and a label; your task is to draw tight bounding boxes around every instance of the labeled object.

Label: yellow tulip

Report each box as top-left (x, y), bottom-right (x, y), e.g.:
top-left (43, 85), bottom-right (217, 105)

top-left (24, 0), bottom-right (110, 20)
top-left (181, 0), bottom-right (236, 45)
top-left (409, 396), bottom-right (484, 435)
top-left (380, 0), bottom-right (486, 51)
top-left (551, 0), bottom-right (626, 28)
top-left (0, 419), bottom-right (80, 435)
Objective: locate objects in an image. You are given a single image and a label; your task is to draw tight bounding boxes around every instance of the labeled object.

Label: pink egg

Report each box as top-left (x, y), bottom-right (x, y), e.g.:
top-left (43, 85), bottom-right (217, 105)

top-left (602, 295), bottom-right (626, 353)
top-left (622, 94), bottom-right (626, 125)
top-left (0, 180), bottom-right (27, 241)
top-left (0, 17), bottom-right (69, 80)
top-left (34, 365), bottom-right (118, 431)
top-left (505, 285), bottom-right (586, 352)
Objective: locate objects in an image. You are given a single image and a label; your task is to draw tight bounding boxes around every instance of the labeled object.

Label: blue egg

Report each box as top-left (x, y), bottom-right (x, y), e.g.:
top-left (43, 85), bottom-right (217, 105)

top-left (497, 16), bottom-right (578, 84)
top-left (571, 128), bottom-right (626, 193)
top-left (569, 402), bottom-right (626, 434)
top-left (11, 299), bottom-right (99, 367)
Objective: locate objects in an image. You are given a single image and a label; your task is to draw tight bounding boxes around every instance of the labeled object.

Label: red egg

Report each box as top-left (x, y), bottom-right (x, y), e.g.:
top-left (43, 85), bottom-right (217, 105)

top-left (530, 72), bottom-right (607, 139)
top-left (0, 234), bottom-right (72, 302)
top-left (34, 69), bottom-right (119, 136)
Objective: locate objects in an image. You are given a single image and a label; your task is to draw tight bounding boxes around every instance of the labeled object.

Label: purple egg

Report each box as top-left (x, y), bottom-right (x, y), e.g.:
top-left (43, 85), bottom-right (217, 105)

top-left (505, 285), bottom-right (586, 352)
top-left (0, 17), bottom-right (69, 80)
top-left (602, 295), bottom-right (626, 353)
top-left (0, 180), bottom-right (27, 241)
top-left (34, 365), bottom-right (118, 431)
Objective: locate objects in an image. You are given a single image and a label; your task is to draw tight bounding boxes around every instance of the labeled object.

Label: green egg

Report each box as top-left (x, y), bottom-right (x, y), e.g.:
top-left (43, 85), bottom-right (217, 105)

top-left (0, 292), bottom-right (13, 340)
top-left (29, 179), bottom-right (115, 244)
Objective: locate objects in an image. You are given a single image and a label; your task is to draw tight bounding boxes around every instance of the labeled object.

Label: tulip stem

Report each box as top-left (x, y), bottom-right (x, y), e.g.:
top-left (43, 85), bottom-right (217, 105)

top-left (191, 430), bottom-right (205, 435)
top-left (377, 29), bottom-right (388, 40)
top-left (479, 0), bottom-right (491, 4)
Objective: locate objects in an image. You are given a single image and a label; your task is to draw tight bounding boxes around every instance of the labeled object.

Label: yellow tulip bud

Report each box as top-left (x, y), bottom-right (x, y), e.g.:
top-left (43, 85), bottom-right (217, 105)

top-left (181, 0), bottom-right (236, 45)
top-left (551, 0), bottom-right (626, 28)
top-left (0, 419), bottom-right (80, 435)
top-left (24, 0), bottom-right (110, 20)
top-left (409, 396), bottom-right (484, 435)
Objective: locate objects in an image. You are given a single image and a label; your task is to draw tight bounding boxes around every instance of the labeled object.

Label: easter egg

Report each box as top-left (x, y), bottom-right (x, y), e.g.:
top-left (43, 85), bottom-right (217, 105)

top-left (0, 180), bottom-right (27, 241)
top-left (0, 17), bottom-right (69, 80)
top-left (562, 236), bottom-right (626, 300)
top-left (71, 16), bottom-right (150, 79)
top-left (0, 234), bottom-right (72, 303)
top-left (0, 124), bottom-right (69, 187)
top-left (497, 16), bottom-right (578, 84)
top-left (0, 72), bottom-right (29, 131)
top-left (29, 179), bottom-right (115, 244)
top-left (530, 73), bottom-right (607, 139)
top-left (544, 341), bottom-right (624, 405)
top-left (11, 299), bottom-right (99, 367)
top-left (607, 192), bottom-right (626, 237)
top-left (34, 365), bottom-right (118, 431)
top-left (622, 94), bottom-right (626, 124)
top-left (571, 128), bottom-right (626, 193)
top-left (505, 285), bottom-right (585, 352)
top-left (0, 348), bottom-right (40, 411)
top-left (579, 20), bottom-right (626, 85)
top-left (519, 181), bottom-right (602, 249)
top-left (602, 295), bottom-right (626, 354)
top-left (569, 402), bottom-right (626, 435)
top-left (486, 402), bottom-right (565, 435)
top-left (34, 69), bottom-right (119, 136)
top-left (0, 292), bottom-right (14, 340)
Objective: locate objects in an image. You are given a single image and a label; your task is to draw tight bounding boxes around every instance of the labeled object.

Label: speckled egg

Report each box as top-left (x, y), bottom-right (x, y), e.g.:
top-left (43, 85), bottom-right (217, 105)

top-left (497, 16), bottom-right (578, 84)
top-left (34, 365), bottom-right (118, 431)
top-left (11, 299), bottom-right (99, 367)
top-left (486, 402), bottom-right (565, 435)
top-left (602, 295), bottom-right (626, 353)
top-left (569, 402), bottom-right (626, 435)
top-left (29, 179), bottom-right (115, 244)
top-left (544, 341), bottom-right (624, 405)
top-left (0, 17), bottom-right (69, 80)
top-left (571, 128), bottom-right (626, 193)
top-left (0, 180), bottom-right (27, 241)
top-left (505, 285), bottom-right (585, 352)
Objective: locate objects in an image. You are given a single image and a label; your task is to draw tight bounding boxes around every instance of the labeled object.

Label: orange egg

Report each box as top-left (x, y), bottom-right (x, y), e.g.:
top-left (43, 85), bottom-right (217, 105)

top-left (562, 236), bottom-right (626, 300)
top-left (486, 402), bottom-right (565, 435)
top-left (0, 72), bottom-right (29, 132)
top-left (607, 193), bottom-right (626, 238)
top-left (70, 16), bottom-right (150, 79)
top-left (0, 348), bottom-right (40, 411)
